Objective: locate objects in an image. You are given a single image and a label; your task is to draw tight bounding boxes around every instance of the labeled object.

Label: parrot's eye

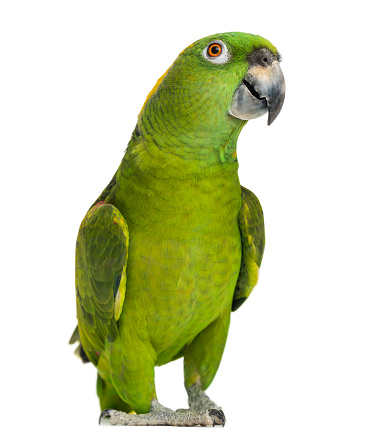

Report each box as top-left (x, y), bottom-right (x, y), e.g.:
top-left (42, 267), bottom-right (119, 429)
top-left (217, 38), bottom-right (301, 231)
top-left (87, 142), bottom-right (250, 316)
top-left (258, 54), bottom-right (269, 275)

top-left (202, 40), bottom-right (230, 64)
top-left (208, 44), bottom-right (222, 57)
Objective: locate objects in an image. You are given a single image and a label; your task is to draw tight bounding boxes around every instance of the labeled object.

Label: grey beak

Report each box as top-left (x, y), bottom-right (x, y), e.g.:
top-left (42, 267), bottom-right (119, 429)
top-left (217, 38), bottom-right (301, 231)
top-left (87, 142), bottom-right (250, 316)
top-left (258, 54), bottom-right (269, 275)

top-left (229, 61), bottom-right (285, 125)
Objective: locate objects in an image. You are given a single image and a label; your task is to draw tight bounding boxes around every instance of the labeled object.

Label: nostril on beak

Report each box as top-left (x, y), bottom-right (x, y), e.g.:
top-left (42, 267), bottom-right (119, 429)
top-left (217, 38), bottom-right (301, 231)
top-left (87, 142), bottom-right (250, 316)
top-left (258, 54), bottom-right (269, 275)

top-left (247, 48), bottom-right (277, 68)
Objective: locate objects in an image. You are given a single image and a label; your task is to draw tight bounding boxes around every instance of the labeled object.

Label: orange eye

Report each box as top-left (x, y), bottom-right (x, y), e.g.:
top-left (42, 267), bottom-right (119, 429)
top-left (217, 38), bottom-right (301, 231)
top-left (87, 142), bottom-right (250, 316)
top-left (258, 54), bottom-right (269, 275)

top-left (207, 43), bottom-right (222, 57)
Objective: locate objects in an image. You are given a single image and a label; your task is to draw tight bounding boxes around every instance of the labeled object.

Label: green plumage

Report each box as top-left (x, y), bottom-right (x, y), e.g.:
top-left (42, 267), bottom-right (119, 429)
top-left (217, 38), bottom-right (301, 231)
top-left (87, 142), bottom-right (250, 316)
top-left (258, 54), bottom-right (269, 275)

top-left (73, 32), bottom-right (275, 415)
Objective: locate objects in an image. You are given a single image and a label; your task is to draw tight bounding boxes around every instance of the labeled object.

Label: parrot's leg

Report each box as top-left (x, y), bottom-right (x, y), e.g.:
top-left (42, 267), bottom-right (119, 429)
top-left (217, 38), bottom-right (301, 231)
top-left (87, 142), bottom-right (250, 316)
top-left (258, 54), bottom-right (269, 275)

top-left (99, 318), bottom-right (228, 427)
top-left (185, 380), bottom-right (221, 411)
top-left (96, 351), bottom-right (133, 412)
top-left (109, 331), bottom-right (157, 414)
top-left (99, 399), bottom-right (225, 426)
top-left (103, 330), bottom-right (224, 426)
top-left (97, 374), bottom-right (132, 413)
top-left (182, 307), bottom-right (231, 411)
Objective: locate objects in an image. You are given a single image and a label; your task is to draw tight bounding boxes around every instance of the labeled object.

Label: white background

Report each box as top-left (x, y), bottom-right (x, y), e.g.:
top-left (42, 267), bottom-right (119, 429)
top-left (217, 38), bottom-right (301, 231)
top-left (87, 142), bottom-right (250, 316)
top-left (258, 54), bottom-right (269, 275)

top-left (1, 1), bottom-right (390, 440)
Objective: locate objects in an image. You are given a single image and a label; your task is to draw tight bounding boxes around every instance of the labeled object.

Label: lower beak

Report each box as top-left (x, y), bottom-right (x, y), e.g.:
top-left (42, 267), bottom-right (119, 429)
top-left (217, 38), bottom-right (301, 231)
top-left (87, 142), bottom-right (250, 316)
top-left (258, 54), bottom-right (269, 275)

top-left (229, 61), bottom-right (285, 125)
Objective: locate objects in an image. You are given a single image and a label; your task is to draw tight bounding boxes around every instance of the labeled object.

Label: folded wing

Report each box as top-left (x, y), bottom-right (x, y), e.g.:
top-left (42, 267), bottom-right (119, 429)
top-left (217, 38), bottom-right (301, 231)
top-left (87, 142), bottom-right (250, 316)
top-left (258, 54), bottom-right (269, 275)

top-left (232, 186), bottom-right (265, 311)
top-left (75, 203), bottom-right (129, 365)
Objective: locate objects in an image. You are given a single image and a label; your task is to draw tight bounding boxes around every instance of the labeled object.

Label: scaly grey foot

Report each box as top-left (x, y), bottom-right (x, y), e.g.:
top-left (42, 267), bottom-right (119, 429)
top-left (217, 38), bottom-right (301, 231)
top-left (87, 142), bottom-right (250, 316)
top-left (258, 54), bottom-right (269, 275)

top-left (99, 398), bottom-right (225, 427)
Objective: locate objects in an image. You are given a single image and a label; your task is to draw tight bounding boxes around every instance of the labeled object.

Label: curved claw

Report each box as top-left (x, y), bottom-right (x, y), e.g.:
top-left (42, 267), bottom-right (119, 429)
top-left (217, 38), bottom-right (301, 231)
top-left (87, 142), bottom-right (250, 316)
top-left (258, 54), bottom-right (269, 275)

top-left (99, 408), bottom-right (115, 425)
top-left (208, 409), bottom-right (226, 427)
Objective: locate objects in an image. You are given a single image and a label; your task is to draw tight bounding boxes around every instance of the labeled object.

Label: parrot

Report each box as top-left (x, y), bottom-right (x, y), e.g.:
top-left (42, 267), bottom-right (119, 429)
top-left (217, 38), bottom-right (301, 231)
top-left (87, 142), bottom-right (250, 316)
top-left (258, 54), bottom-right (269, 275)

top-left (70, 31), bottom-right (285, 427)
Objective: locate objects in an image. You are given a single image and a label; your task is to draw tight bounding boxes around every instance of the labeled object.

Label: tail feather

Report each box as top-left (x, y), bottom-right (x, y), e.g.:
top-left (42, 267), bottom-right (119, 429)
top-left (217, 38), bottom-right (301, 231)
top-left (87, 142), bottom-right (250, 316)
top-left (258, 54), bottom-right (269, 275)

top-left (74, 343), bottom-right (91, 364)
top-left (69, 325), bottom-right (91, 364)
top-left (69, 325), bottom-right (80, 345)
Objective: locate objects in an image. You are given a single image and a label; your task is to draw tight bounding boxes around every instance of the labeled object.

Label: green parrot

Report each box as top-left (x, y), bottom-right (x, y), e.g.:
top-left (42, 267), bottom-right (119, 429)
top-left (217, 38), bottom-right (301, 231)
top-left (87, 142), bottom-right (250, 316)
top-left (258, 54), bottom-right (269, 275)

top-left (70, 31), bottom-right (285, 427)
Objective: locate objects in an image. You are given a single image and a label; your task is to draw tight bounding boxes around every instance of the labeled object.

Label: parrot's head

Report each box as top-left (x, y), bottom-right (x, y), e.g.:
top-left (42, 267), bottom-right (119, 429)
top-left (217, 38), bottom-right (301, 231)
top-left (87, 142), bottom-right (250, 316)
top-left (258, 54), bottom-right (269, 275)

top-left (137, 32), bottom-right (285, 162)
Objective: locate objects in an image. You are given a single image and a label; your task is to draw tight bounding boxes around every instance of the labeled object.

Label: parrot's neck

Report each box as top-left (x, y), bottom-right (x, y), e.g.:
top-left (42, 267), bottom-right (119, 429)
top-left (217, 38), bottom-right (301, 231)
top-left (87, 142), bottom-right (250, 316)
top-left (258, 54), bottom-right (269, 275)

top-left (135, 84), bottom-right (248, 168)
top-left (105, 91), bottom-right (248, 235)
top-left (122, 124), bottom-right (242, 182)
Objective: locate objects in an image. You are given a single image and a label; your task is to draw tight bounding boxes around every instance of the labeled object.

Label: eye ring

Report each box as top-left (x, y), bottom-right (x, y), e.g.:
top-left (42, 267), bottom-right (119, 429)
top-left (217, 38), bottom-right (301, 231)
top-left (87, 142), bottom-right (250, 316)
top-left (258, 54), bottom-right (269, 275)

top-left (202, 40), bottom-right (230, 64)
top-left (208, 43), bottom-right (222, 57)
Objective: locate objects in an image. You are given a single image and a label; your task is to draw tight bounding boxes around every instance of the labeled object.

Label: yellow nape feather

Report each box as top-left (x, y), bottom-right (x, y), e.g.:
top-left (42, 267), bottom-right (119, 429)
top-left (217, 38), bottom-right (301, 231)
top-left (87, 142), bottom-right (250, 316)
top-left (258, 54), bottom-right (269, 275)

top-left (138, 44), bottom-right (194, 116)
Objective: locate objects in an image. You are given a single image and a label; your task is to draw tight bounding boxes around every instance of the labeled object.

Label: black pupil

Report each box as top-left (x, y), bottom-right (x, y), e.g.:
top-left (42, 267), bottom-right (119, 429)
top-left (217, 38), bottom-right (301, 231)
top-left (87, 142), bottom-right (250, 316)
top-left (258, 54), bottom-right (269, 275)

top-left (210, 45), bottom-right (220, 55)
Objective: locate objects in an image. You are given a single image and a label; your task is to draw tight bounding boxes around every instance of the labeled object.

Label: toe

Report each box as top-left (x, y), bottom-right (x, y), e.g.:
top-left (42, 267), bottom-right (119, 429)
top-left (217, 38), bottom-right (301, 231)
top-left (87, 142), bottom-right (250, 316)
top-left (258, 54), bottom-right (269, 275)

top-left (208, 409), bottom-right (226, 427)
top-left (99, 409), bottom-right (115, 425)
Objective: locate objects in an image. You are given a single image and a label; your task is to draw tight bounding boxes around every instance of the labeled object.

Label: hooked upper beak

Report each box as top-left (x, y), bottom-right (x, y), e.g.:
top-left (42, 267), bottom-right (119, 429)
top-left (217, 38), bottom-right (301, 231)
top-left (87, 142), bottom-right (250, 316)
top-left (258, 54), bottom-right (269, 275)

top-left (229, 60), bottom-right (285, 125)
